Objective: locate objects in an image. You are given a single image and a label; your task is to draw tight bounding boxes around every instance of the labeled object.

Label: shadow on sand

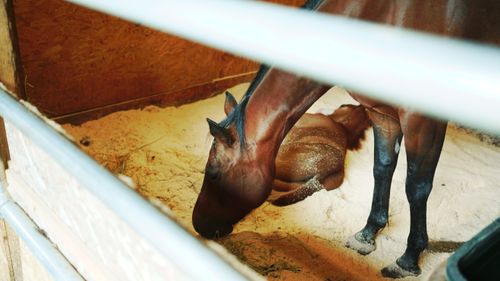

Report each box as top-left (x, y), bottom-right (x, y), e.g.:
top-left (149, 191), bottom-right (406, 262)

top-left (218, 231), bottom-right (389, 281)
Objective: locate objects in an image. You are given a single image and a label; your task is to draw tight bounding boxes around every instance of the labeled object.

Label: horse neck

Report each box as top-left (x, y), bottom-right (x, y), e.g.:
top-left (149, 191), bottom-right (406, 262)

top-left (244, 69), bottom-right (329, 161)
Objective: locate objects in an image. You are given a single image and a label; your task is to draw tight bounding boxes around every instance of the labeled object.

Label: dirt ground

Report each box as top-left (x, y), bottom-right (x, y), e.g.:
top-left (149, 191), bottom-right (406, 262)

top-left (62, 83), bottom-right (500, 281)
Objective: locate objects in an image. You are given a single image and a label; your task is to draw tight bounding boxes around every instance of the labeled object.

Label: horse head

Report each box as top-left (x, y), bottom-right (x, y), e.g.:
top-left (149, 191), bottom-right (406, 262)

top-left (192, 92), bottom-right (273, 238)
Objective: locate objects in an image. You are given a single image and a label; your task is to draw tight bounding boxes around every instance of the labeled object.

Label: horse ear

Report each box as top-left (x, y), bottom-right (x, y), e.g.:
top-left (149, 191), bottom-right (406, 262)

top-left (207, 118), bottom-right (233, 146)
top-left (224, 91), bottom-right (238, 116)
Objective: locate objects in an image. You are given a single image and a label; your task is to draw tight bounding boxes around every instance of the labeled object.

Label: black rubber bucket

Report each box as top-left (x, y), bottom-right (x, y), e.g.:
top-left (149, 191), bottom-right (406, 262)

top-left (446, 217), bottom-right (500, 281)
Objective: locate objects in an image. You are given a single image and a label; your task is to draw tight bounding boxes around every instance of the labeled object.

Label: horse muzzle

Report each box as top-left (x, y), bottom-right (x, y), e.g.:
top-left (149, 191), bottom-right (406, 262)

top-left (192, 213), bottom-right (234, 239)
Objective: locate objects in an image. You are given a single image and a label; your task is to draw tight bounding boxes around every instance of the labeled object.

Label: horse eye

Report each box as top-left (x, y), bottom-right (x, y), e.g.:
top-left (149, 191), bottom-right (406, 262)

top-left (208, 171), bottom-right (218, 180)
top-left (206, 166), bottom-right (219, 180)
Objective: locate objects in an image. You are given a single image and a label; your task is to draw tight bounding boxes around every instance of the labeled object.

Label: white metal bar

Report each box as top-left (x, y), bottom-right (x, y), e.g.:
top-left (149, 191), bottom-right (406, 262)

top-left (0, 88), bottom-right (248, 281)
top-left (0, 163), bottom-right (85, 281)
top-left (0, 200), bottom-right (86, 281)
top-left (66, 0), bottom-right (500, 135)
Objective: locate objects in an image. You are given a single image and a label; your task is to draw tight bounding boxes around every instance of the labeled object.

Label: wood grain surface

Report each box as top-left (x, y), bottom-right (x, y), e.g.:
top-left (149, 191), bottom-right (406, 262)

top-left (13, 0), bottom-right (306, 120)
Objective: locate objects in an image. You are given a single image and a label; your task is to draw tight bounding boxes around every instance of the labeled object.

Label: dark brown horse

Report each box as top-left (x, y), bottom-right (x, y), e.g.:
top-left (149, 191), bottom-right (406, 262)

top-left (192, 0), bottom-right (500, 278)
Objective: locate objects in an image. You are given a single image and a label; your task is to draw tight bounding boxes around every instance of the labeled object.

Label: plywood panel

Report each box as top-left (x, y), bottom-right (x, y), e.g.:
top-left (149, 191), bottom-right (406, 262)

top-left (13, 0), bottom-right (306, 118)
top-left (54, 71), bottom-right (256, 125)
top-left (0, 0), bottom-right (20, 167)
top-left (0, 0), bottom-right (23, 96)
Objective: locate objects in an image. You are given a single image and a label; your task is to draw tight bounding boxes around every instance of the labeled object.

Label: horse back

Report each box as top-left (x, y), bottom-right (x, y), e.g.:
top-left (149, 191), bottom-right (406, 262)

top-left (318, 0), bottom-right (500, 45)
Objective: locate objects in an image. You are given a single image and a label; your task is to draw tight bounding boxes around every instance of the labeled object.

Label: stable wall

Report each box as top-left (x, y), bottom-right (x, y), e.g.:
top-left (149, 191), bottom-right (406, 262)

top-left (13, 0), bottom-right (306, 123)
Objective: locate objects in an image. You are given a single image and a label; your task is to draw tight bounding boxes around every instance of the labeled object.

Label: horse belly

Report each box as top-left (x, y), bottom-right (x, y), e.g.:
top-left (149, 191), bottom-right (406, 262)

top-left (275, 140), bottom-right (345, 183)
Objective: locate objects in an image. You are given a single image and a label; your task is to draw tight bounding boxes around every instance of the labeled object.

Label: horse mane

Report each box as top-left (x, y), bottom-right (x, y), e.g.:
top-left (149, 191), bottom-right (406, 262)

top-left (301, 0), bottom-right (324, 10)
top-left (219, 96), bottom-right (249, 149)
top-left (221, 0), bottom-right (324, 149)
top-left (219, 54), bottom-right (269, 149)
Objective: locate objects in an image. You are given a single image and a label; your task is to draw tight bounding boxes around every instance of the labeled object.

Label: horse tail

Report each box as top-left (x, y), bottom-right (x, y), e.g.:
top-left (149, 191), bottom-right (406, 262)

top-left (330, 104), bottom-right (372, 151)
top-left (345, 105), bottom-right (371, 151)
top-left (268, 176), bottom-right (323, 206)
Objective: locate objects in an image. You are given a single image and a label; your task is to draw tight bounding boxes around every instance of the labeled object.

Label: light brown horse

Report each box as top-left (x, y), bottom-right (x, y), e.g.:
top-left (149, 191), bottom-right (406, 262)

top-left (192, 0), bottom-right (500, 278)
top-left (225, 90), bottom-right (371, 206)
top-left (268, 104), bottom-right (370, 206)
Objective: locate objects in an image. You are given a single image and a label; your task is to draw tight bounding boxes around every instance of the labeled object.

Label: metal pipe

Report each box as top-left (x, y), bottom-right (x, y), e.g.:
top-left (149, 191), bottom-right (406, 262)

top-left (0, 88), bottom-right (248, 280)
top-left (65, 0), bottom-right (500, 136)
top-left (0, 163), bottom-right (85, 281)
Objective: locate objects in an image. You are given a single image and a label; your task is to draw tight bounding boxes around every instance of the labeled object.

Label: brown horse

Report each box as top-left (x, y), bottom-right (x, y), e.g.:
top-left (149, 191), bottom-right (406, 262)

top-left (267, 104), bottom-right (370, 206)
top-left (192, 0), bottom-right (500, 278)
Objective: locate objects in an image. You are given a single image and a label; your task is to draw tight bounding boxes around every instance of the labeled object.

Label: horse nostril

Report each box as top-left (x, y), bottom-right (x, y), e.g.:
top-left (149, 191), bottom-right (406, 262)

top-left (193, 218), bottom-right (233, 239)
top-left (192, 202), bottom-right (234, 238)
top-left (213, 224), bottom-right (233, 239)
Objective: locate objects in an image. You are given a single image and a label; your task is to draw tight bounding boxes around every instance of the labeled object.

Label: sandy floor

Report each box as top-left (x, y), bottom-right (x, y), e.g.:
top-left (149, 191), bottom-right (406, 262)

top-left (63, 83), bottom-right (500, 281)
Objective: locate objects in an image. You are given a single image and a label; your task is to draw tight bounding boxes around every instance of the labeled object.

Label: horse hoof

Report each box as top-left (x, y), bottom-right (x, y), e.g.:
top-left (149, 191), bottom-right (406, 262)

top-left (381, 261), bottom-right (420, 278)
top-left (345, 232), bottom-right (376, 255)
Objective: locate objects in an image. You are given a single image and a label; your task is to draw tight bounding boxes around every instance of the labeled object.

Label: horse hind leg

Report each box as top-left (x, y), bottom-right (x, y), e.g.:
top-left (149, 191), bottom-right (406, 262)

top-left (382, 114), bottom-right (447, 278)
top-left (322, 169), bottom-right (345, 190)
top-left (267, 152), bottom-right (344, 206)
top-left (268, 169), bottom-right (344, 206)
top-left (269, 175), bottom-right (323, 206)
top-left (346, 110), bottom-right (402, 255)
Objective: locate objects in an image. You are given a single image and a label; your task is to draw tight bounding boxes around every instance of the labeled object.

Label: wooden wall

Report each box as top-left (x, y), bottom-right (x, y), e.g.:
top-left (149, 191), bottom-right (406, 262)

top-left (0, 0), bottom-right (23, 97)
top-left (13, 0), bottom-right (306, 123)
top-left (0, 0), bottom-right (18, 165)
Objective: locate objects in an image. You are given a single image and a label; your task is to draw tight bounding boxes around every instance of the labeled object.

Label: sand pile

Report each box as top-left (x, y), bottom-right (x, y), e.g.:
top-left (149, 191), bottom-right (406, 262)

top-left (62, 83), bottom-right (500, 281)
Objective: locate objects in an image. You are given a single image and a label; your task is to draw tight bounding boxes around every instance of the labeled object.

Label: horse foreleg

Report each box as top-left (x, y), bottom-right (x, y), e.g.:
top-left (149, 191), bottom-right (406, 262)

top-left (382, 114), bottom-right (447, 278)
top-left (346, 110), bottom-right (402, 255)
